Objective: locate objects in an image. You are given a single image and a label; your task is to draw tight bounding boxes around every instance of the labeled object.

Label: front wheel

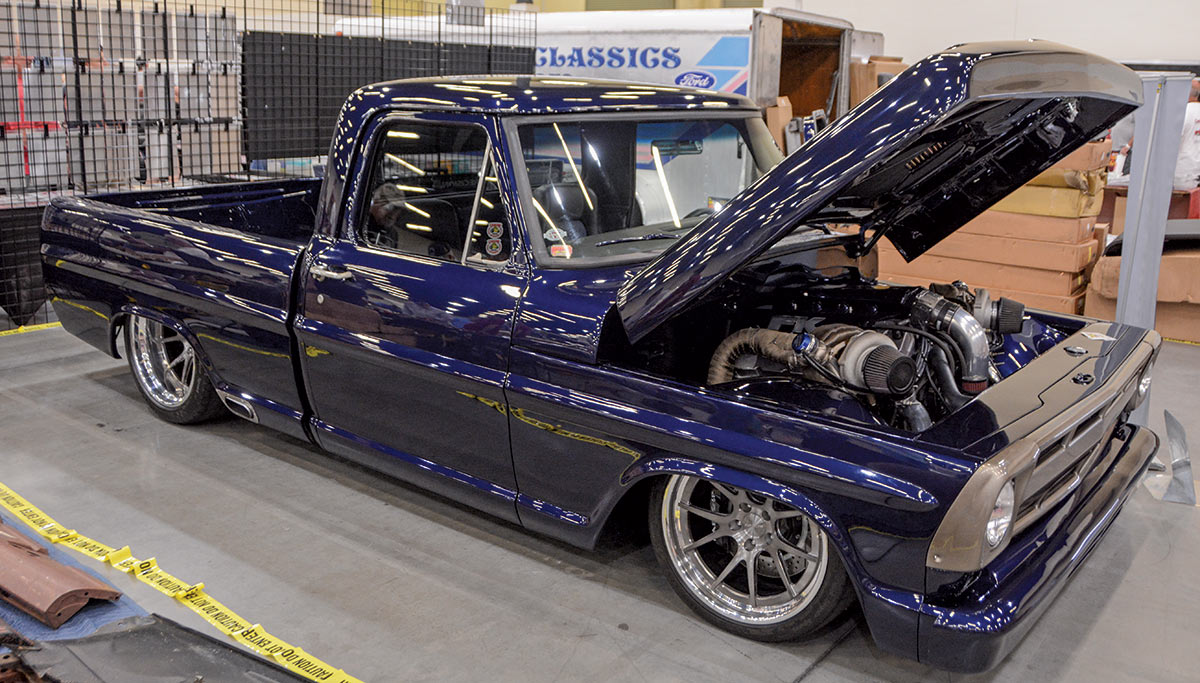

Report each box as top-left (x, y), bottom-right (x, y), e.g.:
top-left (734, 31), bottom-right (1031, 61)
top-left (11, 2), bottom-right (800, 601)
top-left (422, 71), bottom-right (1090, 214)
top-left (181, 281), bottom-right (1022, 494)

top-left (649, 475), bottom-right (852, 641)
top-left (124, 315), bottom-right (225, 424)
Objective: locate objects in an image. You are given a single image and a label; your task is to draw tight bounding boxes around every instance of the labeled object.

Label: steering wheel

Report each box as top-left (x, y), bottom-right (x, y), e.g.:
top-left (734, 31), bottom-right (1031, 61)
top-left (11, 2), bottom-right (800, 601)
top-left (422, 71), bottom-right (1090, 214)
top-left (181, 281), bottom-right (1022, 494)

top-left (684, 207), bottom-right (715, 219)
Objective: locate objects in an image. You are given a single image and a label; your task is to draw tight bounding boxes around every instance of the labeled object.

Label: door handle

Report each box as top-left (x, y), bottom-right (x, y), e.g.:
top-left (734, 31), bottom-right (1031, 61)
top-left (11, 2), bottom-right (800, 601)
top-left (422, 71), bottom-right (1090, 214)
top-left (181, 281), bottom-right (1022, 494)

top-left (311, 262), bottom-right (354, 281)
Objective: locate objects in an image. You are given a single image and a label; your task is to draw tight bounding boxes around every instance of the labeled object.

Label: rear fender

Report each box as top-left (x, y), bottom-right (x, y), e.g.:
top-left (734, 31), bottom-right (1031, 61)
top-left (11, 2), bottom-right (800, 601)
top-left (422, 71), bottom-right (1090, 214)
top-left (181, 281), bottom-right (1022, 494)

top-left (114, 305), bottom-right (221, 384)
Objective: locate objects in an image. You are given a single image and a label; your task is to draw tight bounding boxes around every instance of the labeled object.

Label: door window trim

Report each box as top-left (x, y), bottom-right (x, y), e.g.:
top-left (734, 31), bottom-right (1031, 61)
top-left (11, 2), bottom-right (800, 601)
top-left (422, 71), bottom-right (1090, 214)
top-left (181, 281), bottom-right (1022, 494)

top-left (343, 112), bottom-right (517, 271)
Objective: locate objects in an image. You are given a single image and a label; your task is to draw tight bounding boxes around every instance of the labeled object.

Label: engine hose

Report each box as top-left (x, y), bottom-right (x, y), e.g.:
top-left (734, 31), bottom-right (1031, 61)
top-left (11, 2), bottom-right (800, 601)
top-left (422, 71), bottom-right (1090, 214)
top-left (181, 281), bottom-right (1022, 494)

top-left (929, 346), bottom-right (971, 411)
top-left (897, 400), bottom-right (933, 431)
top-left (707, 328), bottom-right (802, 385)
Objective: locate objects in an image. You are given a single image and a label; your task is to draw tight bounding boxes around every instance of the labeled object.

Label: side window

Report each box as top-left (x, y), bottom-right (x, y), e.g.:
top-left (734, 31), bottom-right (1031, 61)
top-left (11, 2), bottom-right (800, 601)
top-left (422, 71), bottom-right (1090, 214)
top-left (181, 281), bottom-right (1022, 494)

top-left (360, 121), bottom-right (510, 265)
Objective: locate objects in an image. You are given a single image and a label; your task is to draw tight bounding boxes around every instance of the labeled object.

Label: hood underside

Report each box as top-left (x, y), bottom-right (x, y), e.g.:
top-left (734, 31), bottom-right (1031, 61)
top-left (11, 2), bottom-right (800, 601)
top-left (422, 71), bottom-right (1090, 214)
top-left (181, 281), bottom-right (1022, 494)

top-left (616, 40), bottom-right (1142, 343)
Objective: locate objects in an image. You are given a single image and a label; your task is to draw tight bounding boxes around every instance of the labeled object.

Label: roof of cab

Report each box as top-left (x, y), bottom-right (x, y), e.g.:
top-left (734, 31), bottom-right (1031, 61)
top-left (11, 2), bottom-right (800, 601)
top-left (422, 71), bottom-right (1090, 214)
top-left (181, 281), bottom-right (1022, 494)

top-left (346, 75), bottom-right (757, 114)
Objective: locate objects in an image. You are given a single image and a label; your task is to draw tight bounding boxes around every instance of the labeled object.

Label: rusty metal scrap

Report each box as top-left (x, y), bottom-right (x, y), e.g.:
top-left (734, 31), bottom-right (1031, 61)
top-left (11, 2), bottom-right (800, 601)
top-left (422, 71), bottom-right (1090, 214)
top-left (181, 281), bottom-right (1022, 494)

top-left (0, 522), bottom-right (120, 628)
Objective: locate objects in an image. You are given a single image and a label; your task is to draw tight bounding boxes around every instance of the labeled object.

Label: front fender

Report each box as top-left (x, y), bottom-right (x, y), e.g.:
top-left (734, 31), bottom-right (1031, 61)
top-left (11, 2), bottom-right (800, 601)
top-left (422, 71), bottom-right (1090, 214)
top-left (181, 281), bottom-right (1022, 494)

top-left (622, 455), bottom-right (849, 549)
top-left (617, 454), bottom-right (924, 659)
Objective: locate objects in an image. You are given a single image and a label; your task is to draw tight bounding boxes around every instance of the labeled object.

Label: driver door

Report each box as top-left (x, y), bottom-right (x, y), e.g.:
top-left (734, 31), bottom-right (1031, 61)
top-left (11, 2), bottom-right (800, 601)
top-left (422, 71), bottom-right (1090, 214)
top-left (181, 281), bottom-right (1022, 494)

top-left (295, 113), bottom-right (526, 521)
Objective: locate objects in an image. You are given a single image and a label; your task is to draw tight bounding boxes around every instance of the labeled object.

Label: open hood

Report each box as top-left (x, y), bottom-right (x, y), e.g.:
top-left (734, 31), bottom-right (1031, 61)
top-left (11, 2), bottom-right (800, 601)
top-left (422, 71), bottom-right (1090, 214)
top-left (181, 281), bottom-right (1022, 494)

top-left (616, 41), bottom-right (1142, 343)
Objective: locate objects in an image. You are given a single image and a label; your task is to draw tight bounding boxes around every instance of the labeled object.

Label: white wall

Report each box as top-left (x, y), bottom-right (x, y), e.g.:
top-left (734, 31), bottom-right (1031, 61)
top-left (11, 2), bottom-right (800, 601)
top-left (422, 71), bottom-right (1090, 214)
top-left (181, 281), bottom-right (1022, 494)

top-left (802, 0), bottom-right (1198, 65)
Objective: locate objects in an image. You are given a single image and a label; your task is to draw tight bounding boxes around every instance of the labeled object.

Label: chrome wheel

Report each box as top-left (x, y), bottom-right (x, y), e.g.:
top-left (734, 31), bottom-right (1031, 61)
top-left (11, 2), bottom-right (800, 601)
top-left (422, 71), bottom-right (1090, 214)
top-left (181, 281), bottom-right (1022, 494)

top-left (660, 475), bottom-right (829, 626)
top-left (128, 316), bottom-right (198, 410)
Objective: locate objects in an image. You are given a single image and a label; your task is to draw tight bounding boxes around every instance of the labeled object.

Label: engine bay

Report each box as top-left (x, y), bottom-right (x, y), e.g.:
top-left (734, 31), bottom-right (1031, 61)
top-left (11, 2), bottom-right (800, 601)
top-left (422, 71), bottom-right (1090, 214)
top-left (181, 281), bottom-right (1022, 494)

top-left (614, 261), bottom-right (1079, 432)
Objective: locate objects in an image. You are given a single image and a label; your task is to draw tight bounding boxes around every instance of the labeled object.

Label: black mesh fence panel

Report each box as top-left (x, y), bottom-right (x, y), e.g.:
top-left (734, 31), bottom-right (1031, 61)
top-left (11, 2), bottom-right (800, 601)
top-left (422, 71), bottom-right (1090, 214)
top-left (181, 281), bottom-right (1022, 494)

top-left (0, 0), bottom-right (535, 330)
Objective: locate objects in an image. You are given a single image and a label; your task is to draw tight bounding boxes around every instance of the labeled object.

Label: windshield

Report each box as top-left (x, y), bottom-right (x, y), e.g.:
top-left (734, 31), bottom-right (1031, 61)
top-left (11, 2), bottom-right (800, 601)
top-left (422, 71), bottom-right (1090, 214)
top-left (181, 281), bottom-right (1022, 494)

top-left (515, 114), bottom-right (783, 266)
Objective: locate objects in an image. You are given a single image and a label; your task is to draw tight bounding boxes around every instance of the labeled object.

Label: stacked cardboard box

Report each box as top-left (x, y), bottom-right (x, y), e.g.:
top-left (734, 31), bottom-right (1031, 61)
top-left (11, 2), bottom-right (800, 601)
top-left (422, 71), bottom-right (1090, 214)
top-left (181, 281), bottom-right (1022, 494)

top-left (1086, 250), bottom-right (1200, 343)
top-left (877, 140), bottom-right (1112, 314)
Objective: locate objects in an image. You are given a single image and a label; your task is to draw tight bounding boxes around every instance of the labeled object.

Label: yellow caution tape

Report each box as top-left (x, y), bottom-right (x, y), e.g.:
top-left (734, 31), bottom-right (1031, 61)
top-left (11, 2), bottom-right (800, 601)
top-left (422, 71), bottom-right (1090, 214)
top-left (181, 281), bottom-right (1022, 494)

top-left (0, 481), bottom-right (363, 683)
top-left (0, 321), bottom-right (61, 337)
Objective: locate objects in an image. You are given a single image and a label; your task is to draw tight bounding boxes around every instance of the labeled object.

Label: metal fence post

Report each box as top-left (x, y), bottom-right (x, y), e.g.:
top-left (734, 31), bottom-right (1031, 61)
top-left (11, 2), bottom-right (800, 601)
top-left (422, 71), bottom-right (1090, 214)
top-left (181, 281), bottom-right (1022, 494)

top-left (1116, 71), bottom-right (1194, 425)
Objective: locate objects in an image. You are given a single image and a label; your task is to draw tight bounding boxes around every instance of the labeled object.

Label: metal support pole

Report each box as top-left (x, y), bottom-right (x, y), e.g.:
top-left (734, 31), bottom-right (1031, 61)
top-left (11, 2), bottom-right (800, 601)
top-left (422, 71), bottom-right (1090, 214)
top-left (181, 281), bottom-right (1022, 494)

top-left (1116, 71), bottom-right (1193, 425)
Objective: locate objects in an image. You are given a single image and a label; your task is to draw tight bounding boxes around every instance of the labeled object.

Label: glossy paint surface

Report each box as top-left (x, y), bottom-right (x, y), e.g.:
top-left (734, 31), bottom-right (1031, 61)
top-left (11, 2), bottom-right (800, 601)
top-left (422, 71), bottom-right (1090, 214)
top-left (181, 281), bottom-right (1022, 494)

top-left (616, 41), bottom-right (1142, 344)
top-left (40, 181), bottom-right (313, 438)
top-left (41, 59), bottom-right (1158, 673)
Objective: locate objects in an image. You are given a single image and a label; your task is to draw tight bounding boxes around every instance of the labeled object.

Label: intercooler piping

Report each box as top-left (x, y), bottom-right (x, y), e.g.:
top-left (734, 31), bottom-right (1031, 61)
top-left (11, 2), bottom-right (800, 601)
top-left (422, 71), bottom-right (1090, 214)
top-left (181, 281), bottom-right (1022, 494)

top-left (909, 290), bottom-right (991, 394)
top-left (928, 347), bottom-right (972, 410)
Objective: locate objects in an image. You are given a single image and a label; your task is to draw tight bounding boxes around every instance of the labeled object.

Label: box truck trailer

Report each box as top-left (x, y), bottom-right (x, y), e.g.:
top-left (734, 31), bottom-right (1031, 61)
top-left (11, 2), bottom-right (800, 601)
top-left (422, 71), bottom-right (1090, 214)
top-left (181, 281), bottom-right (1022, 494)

top-left (533, 7), bottom-right (883, 119)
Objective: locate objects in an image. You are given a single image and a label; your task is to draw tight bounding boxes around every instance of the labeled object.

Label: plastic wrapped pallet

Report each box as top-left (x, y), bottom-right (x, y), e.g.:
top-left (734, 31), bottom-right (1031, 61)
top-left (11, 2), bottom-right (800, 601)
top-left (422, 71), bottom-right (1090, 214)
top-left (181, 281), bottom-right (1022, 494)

top-left (68, 125), bottom-right (109, 190)
top-left (0, 132), bottom-right (24, 194)
top-left (70, 70), bottom-right (105, 124)
top-left (209, 122), bottom-right (242, 174)
top-left (0, 3), bottom-right (13, 59)
top-left (104, 124), bottom-right (136, 186)
top-left (145, 126), bottom-right (171, 181)
top-left (73, 6), bottom-right (100, 63)
top-left (143, 68), bottom-right (170, 121)
top-left (102, 69), bottom-right (137, 123)
top-left (177, 72), bottom-right (209, 120)
top-left (175, 13), bottom-right (205, 62)
top-left (180, 124), bottom-right (210, 177)
top-left (141, 9), bottom-right (169, 61)
top-left (208, 11), bottom-right (237, 64)
top-left (210, 72), bottom-right (238, 118)
top-left (21, 70), bottom-right (63, 125)
top-left (26, 128), bottom-right (68, 189)
top-left (17, 3), bottom-right (62, 59)
top-left (102, 8), bottom-right (136, 61)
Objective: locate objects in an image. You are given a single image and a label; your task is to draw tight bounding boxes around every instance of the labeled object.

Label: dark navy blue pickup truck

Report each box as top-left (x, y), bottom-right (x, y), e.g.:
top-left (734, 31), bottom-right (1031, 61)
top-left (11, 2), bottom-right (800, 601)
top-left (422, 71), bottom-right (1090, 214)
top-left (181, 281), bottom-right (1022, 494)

top-left (42, 40), bottom-right (1160, 672)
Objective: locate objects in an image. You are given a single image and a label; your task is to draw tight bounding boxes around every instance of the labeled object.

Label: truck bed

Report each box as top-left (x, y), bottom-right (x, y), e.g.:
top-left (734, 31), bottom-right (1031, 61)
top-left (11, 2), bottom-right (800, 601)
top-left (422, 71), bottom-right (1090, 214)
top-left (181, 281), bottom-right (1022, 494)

top-left (91, 178), bottom-right (321, 243)
top-left (41, 178), bottom-right (322, 438)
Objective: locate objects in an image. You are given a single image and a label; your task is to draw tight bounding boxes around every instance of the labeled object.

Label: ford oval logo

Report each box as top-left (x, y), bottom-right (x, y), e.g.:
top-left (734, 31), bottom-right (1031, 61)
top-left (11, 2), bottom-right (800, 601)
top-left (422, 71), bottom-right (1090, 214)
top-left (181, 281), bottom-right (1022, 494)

top-left (674, 71), bottom-right (716, 89)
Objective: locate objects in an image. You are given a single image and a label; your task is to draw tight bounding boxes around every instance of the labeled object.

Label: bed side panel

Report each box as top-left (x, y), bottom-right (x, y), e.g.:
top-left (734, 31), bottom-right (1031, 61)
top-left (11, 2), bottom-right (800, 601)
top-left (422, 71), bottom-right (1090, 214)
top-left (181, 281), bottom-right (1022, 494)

top-left (41, 196), bottom-right (306, 437)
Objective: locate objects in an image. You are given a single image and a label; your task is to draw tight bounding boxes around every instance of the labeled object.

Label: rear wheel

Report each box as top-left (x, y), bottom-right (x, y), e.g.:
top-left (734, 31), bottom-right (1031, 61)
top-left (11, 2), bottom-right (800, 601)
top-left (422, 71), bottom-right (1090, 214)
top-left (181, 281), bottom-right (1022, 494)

top-left (124, 315), bottom-right (225, 424)
top-left (649, 475), bottom-right (852, 641)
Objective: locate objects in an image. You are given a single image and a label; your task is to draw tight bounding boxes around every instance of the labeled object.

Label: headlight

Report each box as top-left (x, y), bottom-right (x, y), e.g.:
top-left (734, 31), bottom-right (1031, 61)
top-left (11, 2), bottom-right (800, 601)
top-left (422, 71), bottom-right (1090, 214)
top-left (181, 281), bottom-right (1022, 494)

top-left (985, 481), bottom-right (1015, 548)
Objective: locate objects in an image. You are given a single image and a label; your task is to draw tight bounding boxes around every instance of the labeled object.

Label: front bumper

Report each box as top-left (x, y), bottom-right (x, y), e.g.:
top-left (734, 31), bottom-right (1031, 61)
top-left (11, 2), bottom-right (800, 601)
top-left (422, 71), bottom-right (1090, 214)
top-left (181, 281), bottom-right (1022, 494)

top-left (915, 423), bottom-right (1158, 672)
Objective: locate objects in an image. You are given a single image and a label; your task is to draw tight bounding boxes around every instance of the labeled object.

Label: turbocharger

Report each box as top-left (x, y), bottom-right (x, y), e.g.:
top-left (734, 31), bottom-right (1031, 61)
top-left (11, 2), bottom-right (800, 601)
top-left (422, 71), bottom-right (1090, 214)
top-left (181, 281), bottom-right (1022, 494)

top-left (707, 327), bottom-right (917, 396)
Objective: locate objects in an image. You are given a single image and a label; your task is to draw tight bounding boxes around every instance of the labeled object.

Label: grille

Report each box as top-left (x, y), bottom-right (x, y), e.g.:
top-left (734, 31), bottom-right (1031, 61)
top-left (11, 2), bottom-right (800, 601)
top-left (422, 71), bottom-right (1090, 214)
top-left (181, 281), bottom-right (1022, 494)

top-left (1011, 367), bottom-right (1142, 534)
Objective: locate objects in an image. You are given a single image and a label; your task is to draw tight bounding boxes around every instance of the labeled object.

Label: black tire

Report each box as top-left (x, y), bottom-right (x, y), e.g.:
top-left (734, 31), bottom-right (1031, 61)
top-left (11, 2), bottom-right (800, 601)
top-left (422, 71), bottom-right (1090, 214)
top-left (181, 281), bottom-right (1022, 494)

top-left (648, 475), bottom-right (854, 642)
top-left (123, 316), bottom-right (226, 424)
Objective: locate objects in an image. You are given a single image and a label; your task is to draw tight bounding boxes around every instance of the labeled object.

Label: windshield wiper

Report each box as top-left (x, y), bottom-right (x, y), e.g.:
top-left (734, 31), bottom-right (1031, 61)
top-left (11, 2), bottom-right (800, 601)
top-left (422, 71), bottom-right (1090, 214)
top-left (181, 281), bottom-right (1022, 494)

top-left (595, 233), bottom-right (681, 247)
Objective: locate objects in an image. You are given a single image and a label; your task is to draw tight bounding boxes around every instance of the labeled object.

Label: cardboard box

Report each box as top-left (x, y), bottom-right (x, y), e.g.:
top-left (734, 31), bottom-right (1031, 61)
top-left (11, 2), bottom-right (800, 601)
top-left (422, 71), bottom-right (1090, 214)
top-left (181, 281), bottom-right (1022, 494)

top-left (878, 250), bottom-right (1086, 295)
top-left (880, 233), bottom-right (1096, 272)
top-left (1085, 250), bottom-right (1200, 342)
top-left (764, 96), bottom-right (792, 152)
top-left (1028, 168), bottom-right (1106, 194)
top-left (1084, 223), bottom-right (1111, 282)
top-left (1051, 139), bottom-right (1113, 172)
top-left (884, 273), bottom-right (1086, 314)
top-left (1111, 193), bottom-right (1127, 235)
top-left (850, 56), bottom-right (908, 107)
top-left (959, 211), bottom-right (1096, 244)
top-left (992, 185), bottom-right (1102, 218)
top-left (814, 243), bottom-right (878, 278)
top-left (1085, 295), bottom-right (1200, 342)
top-left (1108, 188), bottom-right (1195, 235)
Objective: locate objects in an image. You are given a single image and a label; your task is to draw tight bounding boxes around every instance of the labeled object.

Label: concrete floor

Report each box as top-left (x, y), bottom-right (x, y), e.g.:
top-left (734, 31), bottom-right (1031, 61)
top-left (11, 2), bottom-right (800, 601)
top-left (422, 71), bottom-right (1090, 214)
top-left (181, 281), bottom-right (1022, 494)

top-left (1, 326), bottom-right (1198, 683)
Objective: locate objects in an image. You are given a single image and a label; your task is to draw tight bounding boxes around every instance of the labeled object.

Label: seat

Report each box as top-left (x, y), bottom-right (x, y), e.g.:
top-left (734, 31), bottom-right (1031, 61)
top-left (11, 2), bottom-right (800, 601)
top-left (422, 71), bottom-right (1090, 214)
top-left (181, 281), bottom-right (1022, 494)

top-left (369, 185), bottom-right (463, 260)
top-left (532, 182), bottom-right (598, 244)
